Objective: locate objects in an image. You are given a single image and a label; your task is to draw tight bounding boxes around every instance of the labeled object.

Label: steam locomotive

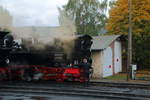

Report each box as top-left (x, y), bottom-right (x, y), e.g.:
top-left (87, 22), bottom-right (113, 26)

top-left (0, 31), bottom-right (93, 82)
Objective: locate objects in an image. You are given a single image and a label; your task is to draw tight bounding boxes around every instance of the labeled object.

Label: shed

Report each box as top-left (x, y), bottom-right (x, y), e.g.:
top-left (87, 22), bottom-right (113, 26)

top-left (91, 35), bottom-right (122, 78)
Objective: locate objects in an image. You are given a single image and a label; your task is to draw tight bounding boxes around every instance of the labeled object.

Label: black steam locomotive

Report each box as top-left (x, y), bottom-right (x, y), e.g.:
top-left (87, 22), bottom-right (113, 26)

top-left (0, 31), bottom-right (93, 82)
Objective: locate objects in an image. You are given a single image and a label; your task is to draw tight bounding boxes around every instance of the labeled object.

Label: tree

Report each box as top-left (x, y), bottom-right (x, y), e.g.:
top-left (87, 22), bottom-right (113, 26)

top-left (107, 0), bottom-right (150, 69)
top-left (107, 0), bottom-right (150, 35)
top-left (63, 0), bottom-right (108, 36)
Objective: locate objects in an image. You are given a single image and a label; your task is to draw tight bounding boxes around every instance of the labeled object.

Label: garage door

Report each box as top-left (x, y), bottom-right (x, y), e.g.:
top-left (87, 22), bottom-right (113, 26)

top-left (114, 41), bottom-right (122, 73)
top-left (103, 47), bottom-right (113, 77)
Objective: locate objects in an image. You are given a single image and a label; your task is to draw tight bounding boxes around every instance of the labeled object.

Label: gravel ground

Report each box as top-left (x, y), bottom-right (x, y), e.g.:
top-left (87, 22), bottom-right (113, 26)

top-left (0, 94), bottom-right (109, 100)
top-left (0, 81), bottom-right (150, 100)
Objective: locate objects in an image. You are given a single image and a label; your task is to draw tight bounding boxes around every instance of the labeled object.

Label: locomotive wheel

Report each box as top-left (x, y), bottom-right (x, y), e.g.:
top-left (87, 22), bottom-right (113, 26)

top-left (0, 73), bottom-right (4, 80)
top-left (79, 77), bottom-right (86, 83)
top-left (24, 76), bottom-right (32, 82)
top-left (0, 71), bottom-right (7, 80)
top-left (56, 78), bottom-right (64, 82)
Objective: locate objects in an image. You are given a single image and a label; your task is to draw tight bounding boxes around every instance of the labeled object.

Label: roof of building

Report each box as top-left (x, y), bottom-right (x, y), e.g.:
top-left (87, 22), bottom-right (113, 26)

top-left (91, 35), bottom-right (121, 50)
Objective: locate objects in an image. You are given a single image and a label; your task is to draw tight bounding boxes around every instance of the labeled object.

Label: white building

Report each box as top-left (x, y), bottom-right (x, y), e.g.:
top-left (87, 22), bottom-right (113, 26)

top-left (91, 35), bottom-right (122, 78)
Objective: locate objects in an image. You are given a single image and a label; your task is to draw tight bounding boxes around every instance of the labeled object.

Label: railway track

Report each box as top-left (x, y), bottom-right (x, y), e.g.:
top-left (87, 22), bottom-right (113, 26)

top-left (92, 81), bottom-right (150, 89)
top-left (0, 81), bottom-right (150, 100)
top-left (1, 81), bottom-right (150, 89)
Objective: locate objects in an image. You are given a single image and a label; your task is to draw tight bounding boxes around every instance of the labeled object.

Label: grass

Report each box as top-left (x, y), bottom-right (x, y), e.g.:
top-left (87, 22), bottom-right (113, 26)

top-left (103, 73), bottom-right (127, 80)
top-left (103, 69), bottom-right (150, 81)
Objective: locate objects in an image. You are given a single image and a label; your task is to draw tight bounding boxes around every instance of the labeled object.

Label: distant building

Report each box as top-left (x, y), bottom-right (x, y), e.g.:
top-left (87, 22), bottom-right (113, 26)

top-left (91, 35), bottom-right (122, 78)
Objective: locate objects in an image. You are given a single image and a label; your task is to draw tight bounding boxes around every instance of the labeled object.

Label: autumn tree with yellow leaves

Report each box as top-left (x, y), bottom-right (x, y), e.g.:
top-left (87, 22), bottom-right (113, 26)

top-left (107, 0), bottom-right (150, 69)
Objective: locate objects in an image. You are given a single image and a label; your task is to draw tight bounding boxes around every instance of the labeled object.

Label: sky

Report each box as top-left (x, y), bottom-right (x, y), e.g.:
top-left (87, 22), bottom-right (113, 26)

top-left (0, 0), bottom-right (109, 27)
top-left (0, 0), bottom-right (68, 26)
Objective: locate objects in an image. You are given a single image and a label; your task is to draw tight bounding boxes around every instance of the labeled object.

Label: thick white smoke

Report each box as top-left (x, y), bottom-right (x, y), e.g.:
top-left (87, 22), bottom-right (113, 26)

top-left (0, 6), bottom-right (76, 59)
top-left (9, 8), bottom-right (76, 59)
top-left (0, 6), bottom-right (12, 31)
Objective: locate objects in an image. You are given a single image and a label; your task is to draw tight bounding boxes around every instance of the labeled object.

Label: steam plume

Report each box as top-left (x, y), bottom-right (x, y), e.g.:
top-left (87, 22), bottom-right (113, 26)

top-left (9, 8), bottom-right (76, 59)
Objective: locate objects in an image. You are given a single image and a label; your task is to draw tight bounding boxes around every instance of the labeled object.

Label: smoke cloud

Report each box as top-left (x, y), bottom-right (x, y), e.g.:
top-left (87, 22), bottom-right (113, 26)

top-left (10, 8), bottom-right (76, 59)
top-left (0, 6), bottom-right (12, 31)
top-left (0, 6), bottom-right (76, 59)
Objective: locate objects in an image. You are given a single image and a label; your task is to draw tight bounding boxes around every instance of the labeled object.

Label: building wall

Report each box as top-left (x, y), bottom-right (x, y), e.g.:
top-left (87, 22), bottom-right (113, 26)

top-left (105, 40), bottom-right (122, 76)
top-left (91, 40), bottom-right (122, 78)
top-left (91, 51), bottom-right (103, 78)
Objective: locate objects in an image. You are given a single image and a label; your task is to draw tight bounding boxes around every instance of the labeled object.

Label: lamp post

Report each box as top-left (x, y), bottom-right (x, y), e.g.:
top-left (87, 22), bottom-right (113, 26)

top-left (127, 0), bottom-right (132, 81)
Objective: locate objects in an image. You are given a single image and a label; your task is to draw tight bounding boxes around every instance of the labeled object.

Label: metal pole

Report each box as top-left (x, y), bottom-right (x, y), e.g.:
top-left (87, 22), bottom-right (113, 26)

top-left (127, 0), bottom-right (132, 81)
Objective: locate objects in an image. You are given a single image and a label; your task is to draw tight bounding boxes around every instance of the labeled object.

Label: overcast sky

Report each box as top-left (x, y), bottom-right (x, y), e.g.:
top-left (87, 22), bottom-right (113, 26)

top-left (0, 0), bottom-right (108, 27)
top-left (0, 0), bottom-right (68, 26)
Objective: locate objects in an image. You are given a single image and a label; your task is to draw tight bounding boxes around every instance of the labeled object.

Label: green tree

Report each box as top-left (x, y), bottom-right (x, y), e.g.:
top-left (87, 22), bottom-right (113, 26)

top-left (107, 0), bottom-right (150, 69)
top-left (63, 0), bottom-right (108, 36)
